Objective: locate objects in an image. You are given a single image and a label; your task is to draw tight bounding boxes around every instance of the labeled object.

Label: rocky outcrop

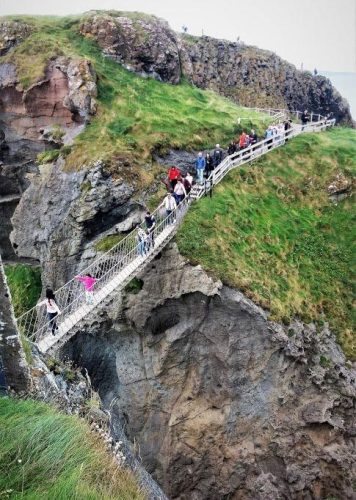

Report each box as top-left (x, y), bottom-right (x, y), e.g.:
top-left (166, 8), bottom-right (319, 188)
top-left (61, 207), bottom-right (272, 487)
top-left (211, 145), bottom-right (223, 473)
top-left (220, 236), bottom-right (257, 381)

top-left (62, 244), bottom-right (356, 499)
top-left (0, 48), bottom-right (97, 261)
top-left (181, 37), bottom-right (352, 125)
top-left (80, 13), bottom-right (181, 83)
top-left (0, 57), bottom-right (97, 147)
top-left (79, 12), bottom-right (353, 124)
top-left (10, 160), bottom-right (145, 288)
top-left (0, 20), bottom-right (31, 56)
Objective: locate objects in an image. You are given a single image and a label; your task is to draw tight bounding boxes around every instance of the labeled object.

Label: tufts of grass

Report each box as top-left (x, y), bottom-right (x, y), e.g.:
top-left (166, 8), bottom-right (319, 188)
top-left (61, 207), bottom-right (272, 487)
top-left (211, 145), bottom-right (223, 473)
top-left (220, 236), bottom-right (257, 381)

top-left (94, 233), bottom-right (126, 252)
top-left (1, 15), bottom-right (271, 171)
top-left (177, 128), bottom-right (356, 359)
top-left (4, 264), bottom-right (42, 318)
top-left (0, 397), bottom-right (144, 499)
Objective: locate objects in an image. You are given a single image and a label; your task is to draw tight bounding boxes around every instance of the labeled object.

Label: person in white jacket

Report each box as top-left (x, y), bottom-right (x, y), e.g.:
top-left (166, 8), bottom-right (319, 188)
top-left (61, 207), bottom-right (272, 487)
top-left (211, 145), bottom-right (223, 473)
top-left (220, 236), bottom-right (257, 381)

top-left (37, 288), bottom-right (61, 335)
top-left (162, 192), bottom-right (177, 224)
top-left (173, 180), bottom-right (186, 205)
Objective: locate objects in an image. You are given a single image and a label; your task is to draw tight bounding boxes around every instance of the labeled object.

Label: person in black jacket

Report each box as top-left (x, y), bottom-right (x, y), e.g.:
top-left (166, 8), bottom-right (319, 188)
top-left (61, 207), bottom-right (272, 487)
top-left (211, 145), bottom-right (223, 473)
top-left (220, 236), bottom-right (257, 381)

top-left (301, 110), bottom-right (309, 130)
top-left (227, 141), bottom-right (236, 155)
top-left (145, 211), bottom-right (156, 249)
top-left (205, 152), bottom-right (214, 178)
top-left (212, 144), bottom-right (223, 168)
top-left (249, 129), bottom-right (258, 145)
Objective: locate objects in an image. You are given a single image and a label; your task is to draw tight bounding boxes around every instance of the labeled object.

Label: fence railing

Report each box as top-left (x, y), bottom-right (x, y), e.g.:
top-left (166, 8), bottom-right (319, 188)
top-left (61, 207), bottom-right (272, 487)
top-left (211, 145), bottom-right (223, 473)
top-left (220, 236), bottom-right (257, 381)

top-left (15, 114), bottom-right (335, 347)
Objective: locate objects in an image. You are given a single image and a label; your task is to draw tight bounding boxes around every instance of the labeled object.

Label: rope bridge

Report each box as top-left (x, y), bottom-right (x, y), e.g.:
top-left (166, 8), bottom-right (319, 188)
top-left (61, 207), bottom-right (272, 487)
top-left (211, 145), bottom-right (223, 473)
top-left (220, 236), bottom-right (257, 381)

top-left (15, 114), bottom-right (335, 353)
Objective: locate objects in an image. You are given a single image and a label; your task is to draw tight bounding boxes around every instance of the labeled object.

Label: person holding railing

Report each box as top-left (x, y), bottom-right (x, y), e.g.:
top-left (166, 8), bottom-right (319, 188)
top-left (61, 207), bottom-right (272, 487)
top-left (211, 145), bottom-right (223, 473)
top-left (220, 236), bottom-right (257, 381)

top-left (75, 274), bottom-right (97, 304)
top-left (36, 288), bottom-right (61, 335)
top-left (137, 228), bottom-right (148, 257)
top-left (145, 211), bottom-right (156, 249)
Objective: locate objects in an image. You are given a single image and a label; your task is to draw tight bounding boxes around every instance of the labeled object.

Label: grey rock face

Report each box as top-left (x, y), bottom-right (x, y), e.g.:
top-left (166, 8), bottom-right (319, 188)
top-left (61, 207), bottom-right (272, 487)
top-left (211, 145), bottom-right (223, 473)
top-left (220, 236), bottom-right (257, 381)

top-left (62, 244), bottom-right (356, 499)
top-left (80, 13), bottom-right (181, 83)
top-left (180, 36), bottom-right (352, 125)
top-left (0, 20), bottom-right (31, 56)
top-left (78, 12), bottom-right (352, 124)
top-left (10, 159), bottom-right (143, 288)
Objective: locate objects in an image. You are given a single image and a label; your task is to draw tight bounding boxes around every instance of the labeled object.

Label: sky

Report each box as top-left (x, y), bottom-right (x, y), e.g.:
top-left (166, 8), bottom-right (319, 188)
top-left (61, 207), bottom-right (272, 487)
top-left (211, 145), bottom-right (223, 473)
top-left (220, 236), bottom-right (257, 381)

top-left (1, 0), bottom-right (355, 73)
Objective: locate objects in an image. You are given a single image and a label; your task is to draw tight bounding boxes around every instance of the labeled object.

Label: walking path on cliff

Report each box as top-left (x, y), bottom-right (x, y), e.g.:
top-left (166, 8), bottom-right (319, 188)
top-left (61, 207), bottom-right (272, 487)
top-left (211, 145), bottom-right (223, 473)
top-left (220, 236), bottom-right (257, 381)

top-left (15, 115), bottom-right (335, 354)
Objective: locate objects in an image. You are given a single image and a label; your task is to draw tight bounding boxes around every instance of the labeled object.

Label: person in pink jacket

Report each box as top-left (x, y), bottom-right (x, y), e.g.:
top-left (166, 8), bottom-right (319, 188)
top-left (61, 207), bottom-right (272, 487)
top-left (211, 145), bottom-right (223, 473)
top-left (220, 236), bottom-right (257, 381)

top-left (75, 274), bottom-right (97, 304)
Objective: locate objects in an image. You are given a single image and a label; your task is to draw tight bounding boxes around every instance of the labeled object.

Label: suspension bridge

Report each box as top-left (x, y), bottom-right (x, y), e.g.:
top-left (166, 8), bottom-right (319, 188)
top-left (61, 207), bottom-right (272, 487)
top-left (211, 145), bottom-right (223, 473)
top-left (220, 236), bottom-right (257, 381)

top-left (14, 112), bottom-right (335, 354)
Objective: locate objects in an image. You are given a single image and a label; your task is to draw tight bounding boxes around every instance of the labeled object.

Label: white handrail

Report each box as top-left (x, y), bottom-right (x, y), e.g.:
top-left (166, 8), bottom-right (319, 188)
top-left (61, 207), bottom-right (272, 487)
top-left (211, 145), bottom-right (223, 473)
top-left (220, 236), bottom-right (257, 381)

top-left (15, 112), bottom-right (335, 352)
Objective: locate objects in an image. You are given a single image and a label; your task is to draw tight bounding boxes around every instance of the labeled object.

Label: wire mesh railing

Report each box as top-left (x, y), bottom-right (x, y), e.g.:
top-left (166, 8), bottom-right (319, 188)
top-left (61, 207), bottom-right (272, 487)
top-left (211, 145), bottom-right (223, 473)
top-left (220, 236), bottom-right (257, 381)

top-left (15, 113), bottom-right (335, 349)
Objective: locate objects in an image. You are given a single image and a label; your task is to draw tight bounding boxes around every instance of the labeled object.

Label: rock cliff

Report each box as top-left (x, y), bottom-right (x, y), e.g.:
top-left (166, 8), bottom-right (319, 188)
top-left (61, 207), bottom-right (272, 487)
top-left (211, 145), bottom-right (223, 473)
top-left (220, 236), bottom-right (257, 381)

top-left (79, 11), bottom-right (352, 124)
top-left (10, 160), bottom-right (145, 287)
top-left (62, 244), bottom-right (356, 499)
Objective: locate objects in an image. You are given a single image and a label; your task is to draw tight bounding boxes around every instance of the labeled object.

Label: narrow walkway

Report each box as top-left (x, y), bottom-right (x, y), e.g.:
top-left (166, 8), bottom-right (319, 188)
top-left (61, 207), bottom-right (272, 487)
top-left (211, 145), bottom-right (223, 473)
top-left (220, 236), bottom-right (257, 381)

top-left (17, 117), bottom-right (335, 353)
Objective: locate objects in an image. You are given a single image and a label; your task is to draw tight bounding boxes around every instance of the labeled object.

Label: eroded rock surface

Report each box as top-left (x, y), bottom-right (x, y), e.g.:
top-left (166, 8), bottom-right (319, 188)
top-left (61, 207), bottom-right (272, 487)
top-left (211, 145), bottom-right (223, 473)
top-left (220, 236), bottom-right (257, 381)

top-left (10, 160), bottom-right (143, 287)
top-left (0, 20), bottom-right (31, 56)
top-left (62, 244), bottom-right (356, 499)
top-left (80, 13), bottom-right (181, 83)
top-left (79, 11), bottom-right (353, 124)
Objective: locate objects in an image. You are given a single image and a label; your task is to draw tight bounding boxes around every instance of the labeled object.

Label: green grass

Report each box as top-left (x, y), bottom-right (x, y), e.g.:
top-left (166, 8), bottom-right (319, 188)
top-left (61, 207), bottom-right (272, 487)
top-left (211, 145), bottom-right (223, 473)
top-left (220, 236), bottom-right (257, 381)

top-left (4, 264), bottom-right (42, 318)
top-left (0, 398), bottom-right (143, 499)
top-left (0, 14), bottom-right (271, 173)
top-left (177, 128), bottom-right (356, 358)
top-left (125, 278), bottom-right (144, 295)
top-left (94, 233), bottom-right (126, 252)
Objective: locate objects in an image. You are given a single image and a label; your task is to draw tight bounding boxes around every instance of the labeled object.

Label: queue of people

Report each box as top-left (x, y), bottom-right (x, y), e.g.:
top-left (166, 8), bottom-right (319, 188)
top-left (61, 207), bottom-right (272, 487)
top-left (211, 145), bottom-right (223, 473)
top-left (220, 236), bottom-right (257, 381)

top-left (39, 111), bottom-right (322, 337)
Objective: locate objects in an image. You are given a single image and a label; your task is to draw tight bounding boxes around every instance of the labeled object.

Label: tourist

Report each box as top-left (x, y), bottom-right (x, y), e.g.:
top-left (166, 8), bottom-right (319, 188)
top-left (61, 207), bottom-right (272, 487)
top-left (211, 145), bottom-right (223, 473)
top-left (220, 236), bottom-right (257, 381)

top-left (212, 144), bottom-right (223, 168)
top-left (174, 178), bottom-right (187, 204)
top-left (182, 173), bottom-right (192, 194)
top-left (265, 126), bottom-right (273, 150)
top-left (249, 129), bottom-right (258, 145)
top-left (195, 152), bottom-right (206, 184)
top-left (137, 228), bottom-right (148, 256)
top-left (162, 192), bottom-right (177, 224)
top-left (168, 166), bottom-right (181, 190)
top-left (185, 172), bottom-right (193, 191)
top-left (227, 141), bottom-right (236, 155)
top-left (145, 211), bottom-right (156, 248)
top-left (75, 273), bottom-right (97, 304)
top-left (36, 288), bottom-right (61, 335)
top-left (284, 119), bottom-right (292, 141)
top-left (301, 110), bottom-right (309, 130)
top-left (239, 131), bottom-right (249, 150)
top-left (205, 152), bottom-right (214, 178)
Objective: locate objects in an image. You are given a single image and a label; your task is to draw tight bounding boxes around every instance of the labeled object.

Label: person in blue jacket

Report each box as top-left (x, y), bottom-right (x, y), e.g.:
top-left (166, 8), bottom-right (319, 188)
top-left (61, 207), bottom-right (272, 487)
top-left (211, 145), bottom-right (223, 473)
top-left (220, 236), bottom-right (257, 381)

top-left (195, 152), bottom-right (206, 184)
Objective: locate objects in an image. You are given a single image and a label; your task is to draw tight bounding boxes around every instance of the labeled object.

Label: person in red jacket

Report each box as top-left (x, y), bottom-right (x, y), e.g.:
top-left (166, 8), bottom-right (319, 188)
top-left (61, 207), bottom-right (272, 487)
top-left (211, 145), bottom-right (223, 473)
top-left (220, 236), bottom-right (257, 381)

top-left (168, 166), bottom-right (181, 190)
top-left (239, 131), bottom-right (249, 150)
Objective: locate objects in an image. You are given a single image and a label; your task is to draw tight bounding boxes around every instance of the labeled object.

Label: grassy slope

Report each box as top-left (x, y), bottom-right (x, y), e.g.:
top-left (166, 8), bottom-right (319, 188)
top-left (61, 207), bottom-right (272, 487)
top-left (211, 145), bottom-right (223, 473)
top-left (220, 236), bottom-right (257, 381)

top-left (1, 15), bottom-right (270, 171)
top-left (4, 264), bottom-right (42, 317)
top-left (177, 128), bottom-right (355, 358)
top-left (0, 398), bottom-right (143, 499)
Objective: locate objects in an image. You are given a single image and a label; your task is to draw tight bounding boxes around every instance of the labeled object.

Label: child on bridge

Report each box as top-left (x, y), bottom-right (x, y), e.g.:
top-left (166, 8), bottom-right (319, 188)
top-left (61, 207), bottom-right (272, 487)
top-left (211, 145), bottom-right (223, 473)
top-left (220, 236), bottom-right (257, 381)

top-left (75, 274), bottom-right (97, 304)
